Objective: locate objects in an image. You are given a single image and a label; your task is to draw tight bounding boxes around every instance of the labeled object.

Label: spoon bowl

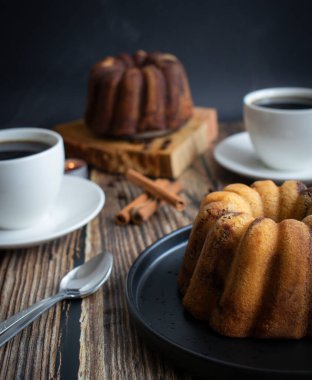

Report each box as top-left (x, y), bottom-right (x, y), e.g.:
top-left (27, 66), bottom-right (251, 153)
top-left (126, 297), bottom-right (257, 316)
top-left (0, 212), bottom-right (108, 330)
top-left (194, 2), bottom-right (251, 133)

top-left (60, 251), bottom-right (113, 297)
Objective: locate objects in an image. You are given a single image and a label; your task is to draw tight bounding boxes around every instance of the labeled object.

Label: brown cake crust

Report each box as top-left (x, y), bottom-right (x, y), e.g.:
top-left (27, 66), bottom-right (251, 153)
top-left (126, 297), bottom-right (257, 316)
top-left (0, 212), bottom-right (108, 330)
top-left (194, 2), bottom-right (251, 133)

top-left (85, 51), bottom-right (193, 137)
top-left (139, 65), bottom-right (166, 132)
top-left (112, 67), bottom-right (143, 136)
top-left (178, 180), bottom-right (312, 339)
top-left (85, 57), bottom-right (125, 136)
top-left (149, 53), bottom-right (193, 129)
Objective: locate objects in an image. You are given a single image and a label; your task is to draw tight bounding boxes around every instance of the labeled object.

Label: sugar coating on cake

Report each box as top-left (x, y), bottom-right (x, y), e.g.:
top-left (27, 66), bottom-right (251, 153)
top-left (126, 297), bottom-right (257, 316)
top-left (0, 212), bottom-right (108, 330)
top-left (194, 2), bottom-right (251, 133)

top-left (85, 50), bottom-right (193, 137)
top-left (177, 180), bottom-right (312, 339)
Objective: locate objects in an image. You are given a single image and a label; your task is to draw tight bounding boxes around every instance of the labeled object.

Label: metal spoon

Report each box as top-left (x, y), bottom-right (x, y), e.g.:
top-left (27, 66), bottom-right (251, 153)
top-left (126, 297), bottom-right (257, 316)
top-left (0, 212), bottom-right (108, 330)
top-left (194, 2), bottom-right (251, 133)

top-left (0, 251), bottom-right (113, 347)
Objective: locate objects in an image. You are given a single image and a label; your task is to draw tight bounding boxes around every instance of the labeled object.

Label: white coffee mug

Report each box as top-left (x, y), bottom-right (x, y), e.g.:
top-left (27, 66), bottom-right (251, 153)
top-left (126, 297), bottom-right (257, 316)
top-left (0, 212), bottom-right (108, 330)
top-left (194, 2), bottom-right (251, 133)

top-left (244, 87), bottom-right (312, 171)
top-left (0, 128), bottom-right (65, 229)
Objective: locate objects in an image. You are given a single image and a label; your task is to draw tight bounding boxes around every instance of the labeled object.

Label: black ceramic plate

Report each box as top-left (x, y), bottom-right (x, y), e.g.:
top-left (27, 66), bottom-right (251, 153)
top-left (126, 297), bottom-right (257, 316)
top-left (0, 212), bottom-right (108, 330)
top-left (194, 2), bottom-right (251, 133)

top-left (126, 225), bottom-right (312, 378)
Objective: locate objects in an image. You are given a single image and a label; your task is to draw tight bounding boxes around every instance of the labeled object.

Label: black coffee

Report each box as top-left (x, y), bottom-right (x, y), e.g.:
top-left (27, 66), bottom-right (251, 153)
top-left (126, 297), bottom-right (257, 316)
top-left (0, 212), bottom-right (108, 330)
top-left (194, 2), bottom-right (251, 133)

top-left (0, 140), bottom-right (51, 161)
top-left (254, 97), bottom-right (312, 110)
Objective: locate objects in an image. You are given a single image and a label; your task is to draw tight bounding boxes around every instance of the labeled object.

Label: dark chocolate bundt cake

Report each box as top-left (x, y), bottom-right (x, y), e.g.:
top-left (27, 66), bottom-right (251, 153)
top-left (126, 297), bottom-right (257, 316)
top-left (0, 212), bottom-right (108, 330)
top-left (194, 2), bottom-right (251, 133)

top-left (85, 50), bottom-right (193, 137)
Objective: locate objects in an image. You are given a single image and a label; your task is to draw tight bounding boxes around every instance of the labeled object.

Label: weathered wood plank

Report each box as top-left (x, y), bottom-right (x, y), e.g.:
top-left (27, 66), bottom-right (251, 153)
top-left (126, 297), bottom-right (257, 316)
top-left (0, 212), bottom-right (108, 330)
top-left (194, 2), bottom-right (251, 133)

top-left (0, 230), bottom-right (86, 380)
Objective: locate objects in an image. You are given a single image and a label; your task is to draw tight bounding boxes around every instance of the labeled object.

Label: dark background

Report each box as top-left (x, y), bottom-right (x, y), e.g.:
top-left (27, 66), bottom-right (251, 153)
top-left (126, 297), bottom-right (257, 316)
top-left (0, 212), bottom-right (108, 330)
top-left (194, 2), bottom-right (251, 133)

top-left (1, 0), bottom-right (312, 128)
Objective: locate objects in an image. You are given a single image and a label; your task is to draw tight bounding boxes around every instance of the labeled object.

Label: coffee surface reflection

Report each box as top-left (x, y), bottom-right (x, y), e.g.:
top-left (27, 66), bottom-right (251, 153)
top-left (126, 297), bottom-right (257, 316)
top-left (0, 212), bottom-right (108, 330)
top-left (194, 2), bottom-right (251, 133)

top-left (0, 141), bottom-right (51, 161)
top-left (253, 97), bottom-right (312, 110)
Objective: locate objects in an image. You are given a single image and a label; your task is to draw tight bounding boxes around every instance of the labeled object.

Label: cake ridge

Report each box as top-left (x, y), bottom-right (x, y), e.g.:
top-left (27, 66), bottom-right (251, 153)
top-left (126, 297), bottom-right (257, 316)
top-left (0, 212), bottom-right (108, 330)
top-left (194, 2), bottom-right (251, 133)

top-left (177, 179), bottom-right (312, 339)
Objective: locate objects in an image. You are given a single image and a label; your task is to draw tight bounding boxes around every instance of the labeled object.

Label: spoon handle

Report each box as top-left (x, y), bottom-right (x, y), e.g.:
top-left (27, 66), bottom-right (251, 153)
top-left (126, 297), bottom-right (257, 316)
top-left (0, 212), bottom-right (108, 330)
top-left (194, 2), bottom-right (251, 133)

top-left (0, 292), bottom-right (65, 347)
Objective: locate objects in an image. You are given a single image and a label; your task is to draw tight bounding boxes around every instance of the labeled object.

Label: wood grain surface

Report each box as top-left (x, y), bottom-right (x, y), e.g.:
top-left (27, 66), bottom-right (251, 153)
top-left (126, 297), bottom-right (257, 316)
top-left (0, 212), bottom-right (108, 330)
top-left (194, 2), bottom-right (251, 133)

top-left (0, 121), bottom-right (250, 380)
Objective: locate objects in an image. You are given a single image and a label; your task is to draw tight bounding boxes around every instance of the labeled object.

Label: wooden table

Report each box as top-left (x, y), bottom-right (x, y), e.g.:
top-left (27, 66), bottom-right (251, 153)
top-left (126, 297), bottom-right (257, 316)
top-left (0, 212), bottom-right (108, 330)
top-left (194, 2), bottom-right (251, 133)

top-left (0, 121), bottom-right (259, 380)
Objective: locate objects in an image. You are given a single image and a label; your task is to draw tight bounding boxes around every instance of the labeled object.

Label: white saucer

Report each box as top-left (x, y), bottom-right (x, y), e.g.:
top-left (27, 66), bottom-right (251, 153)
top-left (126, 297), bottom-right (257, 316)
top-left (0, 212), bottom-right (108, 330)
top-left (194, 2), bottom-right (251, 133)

top-left (0, 176), bottom-right (105, 249)
top-left (214, 132), bottom-right (312, 183)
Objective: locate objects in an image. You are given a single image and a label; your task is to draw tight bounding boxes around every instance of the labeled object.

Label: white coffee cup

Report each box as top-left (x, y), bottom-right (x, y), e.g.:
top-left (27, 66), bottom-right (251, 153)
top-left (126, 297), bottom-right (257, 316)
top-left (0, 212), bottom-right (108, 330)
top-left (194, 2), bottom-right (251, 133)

top-left (243, 87), bottom-right (312, 171)
top-left (0, 128), bottom-right (65, 229)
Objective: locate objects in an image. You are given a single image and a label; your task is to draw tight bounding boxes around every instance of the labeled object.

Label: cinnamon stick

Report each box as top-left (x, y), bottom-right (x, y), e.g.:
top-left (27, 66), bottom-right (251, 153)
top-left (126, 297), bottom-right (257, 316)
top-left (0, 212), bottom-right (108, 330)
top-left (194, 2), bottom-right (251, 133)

top-left (115, 179), bottom-right (169, 225)
top-left (131, 181), bottom-right (183, 224)
top-left (126, 169), bottom-right (185, 211)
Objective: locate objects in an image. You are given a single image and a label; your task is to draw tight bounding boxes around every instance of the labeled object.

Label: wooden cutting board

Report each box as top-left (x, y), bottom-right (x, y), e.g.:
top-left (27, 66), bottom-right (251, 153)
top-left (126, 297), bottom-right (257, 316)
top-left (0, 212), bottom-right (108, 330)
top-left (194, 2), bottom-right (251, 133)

top-left (54, 107), bottom-right (218, 178)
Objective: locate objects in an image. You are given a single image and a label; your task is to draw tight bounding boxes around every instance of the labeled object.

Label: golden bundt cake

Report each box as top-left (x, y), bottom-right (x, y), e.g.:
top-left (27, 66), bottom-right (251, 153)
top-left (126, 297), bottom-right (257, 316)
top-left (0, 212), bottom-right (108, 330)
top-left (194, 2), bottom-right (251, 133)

top-left (177, 180), bottom-right (312, 339)
top-left (85, 50), bottom-right (193, 137)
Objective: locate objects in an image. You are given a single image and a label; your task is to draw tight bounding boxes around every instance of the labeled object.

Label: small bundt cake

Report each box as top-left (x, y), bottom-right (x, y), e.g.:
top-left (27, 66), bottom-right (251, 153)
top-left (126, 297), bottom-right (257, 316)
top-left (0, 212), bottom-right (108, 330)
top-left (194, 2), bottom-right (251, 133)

top-left (85, 50), bottom-right (193, 137)
top-left (177, 180), bottom-right (312, 339)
